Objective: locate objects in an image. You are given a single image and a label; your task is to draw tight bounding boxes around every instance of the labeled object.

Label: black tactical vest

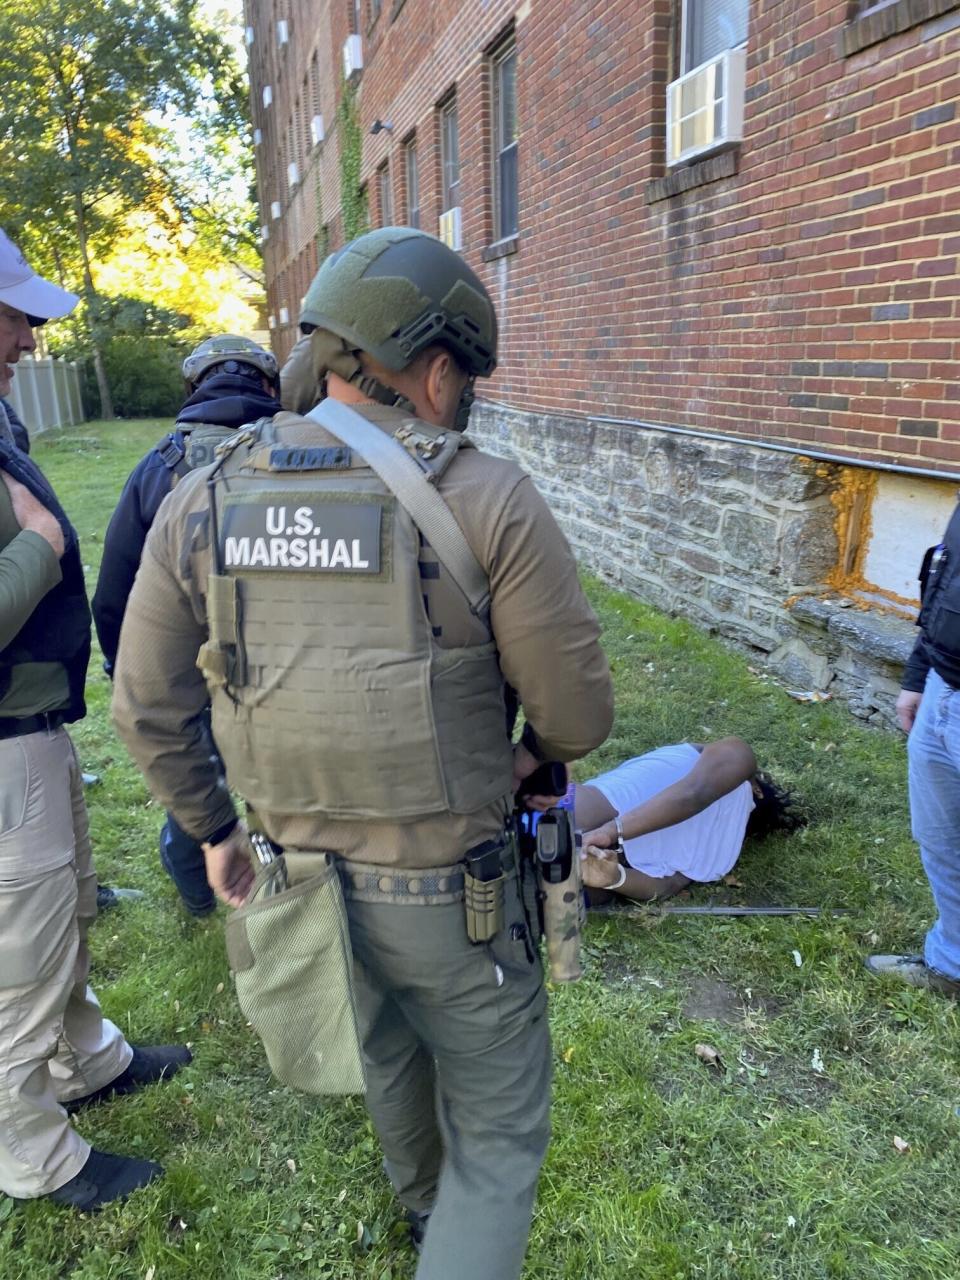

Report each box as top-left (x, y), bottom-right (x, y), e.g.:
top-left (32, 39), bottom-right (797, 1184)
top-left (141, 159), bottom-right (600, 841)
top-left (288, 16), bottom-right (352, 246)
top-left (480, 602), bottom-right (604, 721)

top-left (0, 439), bottom-right (91, 721)
top-left (918, 499), bottom-right (960, 687)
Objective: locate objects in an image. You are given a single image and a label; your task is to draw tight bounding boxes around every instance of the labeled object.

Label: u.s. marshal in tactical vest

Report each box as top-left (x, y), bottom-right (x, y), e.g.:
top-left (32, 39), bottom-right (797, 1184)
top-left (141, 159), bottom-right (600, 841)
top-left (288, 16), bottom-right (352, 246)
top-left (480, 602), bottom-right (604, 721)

top-left (112, 228), bottom-right (613, 1280)
top-left (93, 335), bottom-right (282, 917)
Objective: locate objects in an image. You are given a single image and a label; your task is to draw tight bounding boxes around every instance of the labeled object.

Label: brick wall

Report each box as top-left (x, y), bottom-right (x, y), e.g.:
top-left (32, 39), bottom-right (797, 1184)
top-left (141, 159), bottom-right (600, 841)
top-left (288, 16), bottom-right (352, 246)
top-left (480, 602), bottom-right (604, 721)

top-left (246, 0), bottom-right (960, 472)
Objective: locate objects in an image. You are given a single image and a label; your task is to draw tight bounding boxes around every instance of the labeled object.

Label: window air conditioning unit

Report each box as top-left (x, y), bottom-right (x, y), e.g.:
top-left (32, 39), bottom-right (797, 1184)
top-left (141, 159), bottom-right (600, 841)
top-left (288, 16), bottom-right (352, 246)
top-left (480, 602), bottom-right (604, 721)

top-left (277, 19), bottom-right (289, 45)
top-left (666, 46), bottom-right (746, 169)
top-left (343, 34), bottom-right (363, 80)
top-left (245, 25), bottom-right (255, 46)
top-left (438, 206), bottom-right (462, 252)
top-left (268, 314), bottom-right (276, 330)
top-left (279, 306), bottom-right (290, 324)
top-left (262, 85), bottom-right (273, 108)
top-left (270, 200), bottom-right (282, 220)
top-left (260, 223), bottom-right (269, 242)
top-left (311, 114), bottom-right (325, 146)
top-left (287, 161), bottom-right (299, 189)
top-left (253, 127), bottom-right (262, 146)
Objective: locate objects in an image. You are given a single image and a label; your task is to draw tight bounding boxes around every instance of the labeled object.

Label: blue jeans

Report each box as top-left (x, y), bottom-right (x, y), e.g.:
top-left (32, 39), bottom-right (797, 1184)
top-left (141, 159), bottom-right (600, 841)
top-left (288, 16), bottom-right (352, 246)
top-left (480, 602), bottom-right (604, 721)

top-left (159, 813), bottom-right (214, 916)
top-left (908, 667), bottom-right (960, 980)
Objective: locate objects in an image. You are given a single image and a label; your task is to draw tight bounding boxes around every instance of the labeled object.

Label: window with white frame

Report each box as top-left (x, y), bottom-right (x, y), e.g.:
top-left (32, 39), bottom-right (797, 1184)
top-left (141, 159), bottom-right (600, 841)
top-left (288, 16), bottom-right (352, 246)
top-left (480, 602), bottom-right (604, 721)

top-left (378, 162), bottom-right (393, 226)
top-left (491, 37), bottom-right (518, 241)
top-left (667, 0), bottom-right (748, 168)
top-left (405, 138), bottom-right (420, 229)
top-left (440, 97), bottom-right (460, 213)
top-left (681, 0), bottom-right (748, 73)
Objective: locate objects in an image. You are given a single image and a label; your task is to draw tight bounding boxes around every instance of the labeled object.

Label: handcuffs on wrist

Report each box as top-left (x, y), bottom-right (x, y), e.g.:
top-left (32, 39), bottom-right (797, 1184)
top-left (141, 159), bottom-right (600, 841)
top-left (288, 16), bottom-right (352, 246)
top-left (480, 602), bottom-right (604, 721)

top-left (608, 815), bottom-right (627, 890)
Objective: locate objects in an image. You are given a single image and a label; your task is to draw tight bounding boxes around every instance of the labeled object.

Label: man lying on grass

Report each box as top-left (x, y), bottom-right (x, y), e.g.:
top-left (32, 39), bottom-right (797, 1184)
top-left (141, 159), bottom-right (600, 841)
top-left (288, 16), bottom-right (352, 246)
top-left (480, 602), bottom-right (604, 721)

top-left (572, 737), bottom-right (802, 903)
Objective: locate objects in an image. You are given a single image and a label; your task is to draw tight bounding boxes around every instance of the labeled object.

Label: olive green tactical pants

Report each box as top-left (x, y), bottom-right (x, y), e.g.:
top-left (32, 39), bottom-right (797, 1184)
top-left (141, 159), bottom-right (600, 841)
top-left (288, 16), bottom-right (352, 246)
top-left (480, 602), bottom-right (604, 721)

top-left (345, 871), bottom-right (552, 1280)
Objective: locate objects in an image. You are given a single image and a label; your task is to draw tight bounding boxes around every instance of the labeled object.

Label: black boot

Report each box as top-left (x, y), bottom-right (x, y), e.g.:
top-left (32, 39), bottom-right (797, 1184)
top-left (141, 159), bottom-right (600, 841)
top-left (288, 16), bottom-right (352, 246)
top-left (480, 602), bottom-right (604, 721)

top-left (41, 1148), bottom-right (163, 1211)
top-left (64, 1044), bottom-right (192, 1113)
top-left (407, 1209), bottom-right (431, 1255)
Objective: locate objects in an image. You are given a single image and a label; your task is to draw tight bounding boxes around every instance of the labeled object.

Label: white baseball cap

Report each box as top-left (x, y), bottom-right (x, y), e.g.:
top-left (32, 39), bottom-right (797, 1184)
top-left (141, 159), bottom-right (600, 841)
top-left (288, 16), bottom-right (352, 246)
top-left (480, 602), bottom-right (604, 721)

top-left (0, 227), bottom-right (78, 322)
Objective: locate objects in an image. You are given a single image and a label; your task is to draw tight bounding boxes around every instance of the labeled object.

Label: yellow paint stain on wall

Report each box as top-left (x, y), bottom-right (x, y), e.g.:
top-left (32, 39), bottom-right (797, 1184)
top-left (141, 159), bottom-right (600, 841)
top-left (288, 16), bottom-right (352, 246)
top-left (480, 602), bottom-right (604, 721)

top-left (785, 466), bottom-right (917, 619)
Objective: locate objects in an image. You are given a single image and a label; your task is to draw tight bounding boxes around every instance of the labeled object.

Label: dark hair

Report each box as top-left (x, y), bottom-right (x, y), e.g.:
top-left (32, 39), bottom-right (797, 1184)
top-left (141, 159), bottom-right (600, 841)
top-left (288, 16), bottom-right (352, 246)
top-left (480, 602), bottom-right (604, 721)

top-left (745, 770), bottom-right (806, 839)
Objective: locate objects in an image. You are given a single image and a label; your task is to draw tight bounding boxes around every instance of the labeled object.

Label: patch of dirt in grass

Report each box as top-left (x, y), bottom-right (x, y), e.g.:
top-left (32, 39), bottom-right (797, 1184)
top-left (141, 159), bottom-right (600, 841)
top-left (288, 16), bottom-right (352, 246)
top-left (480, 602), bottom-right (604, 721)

top-left (758, 1056), bottom-right (841, 1106)
top-left (681, 975), bottom-right (786, 1026)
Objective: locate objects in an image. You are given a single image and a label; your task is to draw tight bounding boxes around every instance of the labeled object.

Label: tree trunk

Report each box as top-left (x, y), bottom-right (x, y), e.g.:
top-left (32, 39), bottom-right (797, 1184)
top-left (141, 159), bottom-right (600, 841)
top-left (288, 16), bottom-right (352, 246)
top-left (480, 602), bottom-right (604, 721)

top-left (73, 196), bottom-right (114, 420)
top-left (89, 343), bottom-right (113, 420)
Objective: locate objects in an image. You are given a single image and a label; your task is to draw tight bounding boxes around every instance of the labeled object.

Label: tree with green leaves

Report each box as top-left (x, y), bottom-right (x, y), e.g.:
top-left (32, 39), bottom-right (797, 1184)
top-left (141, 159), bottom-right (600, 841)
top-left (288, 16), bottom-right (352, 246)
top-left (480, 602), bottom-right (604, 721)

top-left (0, 0), bottom-right (252, 418)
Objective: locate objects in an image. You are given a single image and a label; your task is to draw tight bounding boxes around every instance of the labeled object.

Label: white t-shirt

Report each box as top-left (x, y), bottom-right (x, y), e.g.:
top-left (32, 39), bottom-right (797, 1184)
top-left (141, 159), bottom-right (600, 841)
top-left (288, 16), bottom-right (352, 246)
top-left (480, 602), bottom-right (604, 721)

top-left (586, 743), bottom-right (755, 882)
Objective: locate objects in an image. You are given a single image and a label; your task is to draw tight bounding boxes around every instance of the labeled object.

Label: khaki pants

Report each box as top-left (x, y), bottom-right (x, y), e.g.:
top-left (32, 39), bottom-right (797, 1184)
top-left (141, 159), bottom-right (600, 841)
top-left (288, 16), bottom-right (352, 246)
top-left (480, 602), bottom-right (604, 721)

top-left (0, 728), bottom-right (132, 1199)
top-left (345, 871), bottom-right (552, 1280)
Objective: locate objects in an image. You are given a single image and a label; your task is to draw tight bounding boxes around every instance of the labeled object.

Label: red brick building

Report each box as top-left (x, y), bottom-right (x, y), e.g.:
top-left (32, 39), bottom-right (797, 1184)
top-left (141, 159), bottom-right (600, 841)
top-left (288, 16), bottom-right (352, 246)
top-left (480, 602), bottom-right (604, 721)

top-left (245, 0), bottom-right (960, 719)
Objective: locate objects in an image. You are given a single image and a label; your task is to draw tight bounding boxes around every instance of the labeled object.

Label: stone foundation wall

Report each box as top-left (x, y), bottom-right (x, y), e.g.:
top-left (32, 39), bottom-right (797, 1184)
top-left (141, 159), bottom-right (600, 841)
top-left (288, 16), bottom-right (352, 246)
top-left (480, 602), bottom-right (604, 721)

top-left (471, 400), bottom-right (917, 726)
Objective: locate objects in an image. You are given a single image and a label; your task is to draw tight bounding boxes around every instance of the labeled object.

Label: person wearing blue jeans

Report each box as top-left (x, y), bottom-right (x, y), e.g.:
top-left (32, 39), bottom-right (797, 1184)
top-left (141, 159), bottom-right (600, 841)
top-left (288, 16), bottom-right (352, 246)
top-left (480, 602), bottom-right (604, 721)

top-left (160, 814), bottom-right (216, 917)
top-left (867, 512), bottom-right (960, 996)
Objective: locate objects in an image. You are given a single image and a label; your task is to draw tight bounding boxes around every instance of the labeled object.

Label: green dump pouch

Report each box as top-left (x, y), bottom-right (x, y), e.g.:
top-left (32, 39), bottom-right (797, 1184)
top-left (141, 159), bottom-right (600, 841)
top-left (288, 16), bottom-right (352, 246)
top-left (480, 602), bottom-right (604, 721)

top-left (223, 855), bottom-right (365, 1095)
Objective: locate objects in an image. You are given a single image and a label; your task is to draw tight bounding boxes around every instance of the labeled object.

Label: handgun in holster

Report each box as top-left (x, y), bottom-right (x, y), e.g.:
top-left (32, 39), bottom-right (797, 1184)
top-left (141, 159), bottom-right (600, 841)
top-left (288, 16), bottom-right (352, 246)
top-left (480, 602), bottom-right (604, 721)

top-left (535, 807), bottom-right (585, 983)
top-left (463, 837), bottom-right (507, 943)
top-left (513, 761), bottom-right (570, 946)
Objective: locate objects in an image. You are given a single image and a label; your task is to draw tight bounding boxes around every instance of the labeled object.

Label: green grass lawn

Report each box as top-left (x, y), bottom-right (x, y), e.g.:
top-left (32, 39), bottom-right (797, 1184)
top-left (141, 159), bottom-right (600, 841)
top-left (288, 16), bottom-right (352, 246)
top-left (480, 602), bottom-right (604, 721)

top-left (3, 420), bottom-right (959, 1279)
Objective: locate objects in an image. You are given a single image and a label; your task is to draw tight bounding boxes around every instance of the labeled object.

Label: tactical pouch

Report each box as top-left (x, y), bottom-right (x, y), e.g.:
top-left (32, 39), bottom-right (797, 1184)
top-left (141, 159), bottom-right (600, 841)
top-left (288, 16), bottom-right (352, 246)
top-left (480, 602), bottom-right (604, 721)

top-left (464, 869), bottom-right (505, 943)
top-left (224, 854), bottom-right (365, 1095)
top-left (197, 573), bottom-right (246, 689)
top-left (463, 836), bottom-right (508, 943)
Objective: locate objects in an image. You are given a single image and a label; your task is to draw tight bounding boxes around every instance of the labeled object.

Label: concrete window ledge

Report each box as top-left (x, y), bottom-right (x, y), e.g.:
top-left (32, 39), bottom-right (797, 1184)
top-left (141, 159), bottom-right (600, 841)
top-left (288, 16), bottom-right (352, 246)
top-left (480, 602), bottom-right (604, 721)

top-left (645, 149), bottom-right (739, 204)
top-left (841, 0), bottom-right (960, 57)
top-left (790, 595), bottom-right (916, 667)
top-left (481, 236), bottom-right (519, 263)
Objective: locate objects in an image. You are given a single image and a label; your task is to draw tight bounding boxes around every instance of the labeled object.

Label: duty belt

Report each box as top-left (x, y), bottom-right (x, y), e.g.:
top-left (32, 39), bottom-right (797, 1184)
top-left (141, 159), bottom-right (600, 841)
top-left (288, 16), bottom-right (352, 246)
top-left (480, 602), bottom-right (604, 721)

top-left (0, 710), bottom-right (67, 740)
top-left (339, 841), bottom-right (517, 907)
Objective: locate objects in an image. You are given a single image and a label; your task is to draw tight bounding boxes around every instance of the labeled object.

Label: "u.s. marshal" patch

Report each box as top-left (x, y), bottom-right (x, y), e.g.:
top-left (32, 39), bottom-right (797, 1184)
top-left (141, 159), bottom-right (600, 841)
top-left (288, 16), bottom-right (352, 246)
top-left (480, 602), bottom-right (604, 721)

top-left (220, 497), bottom-right (382, 573)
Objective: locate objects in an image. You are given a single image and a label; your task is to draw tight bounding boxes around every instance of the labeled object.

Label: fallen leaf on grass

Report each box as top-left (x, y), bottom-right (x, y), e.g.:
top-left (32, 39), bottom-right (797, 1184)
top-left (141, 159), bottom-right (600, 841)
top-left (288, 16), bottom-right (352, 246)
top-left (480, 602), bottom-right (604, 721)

top-left (562, 1046), bottom-right (575, 1064)
top-left (722, 873), bottom-right (745, 888)
top-left (145, 1268), bottom-right (155, 1280)
top-left (695, 1042), bottom-right (724, 1069)
top-left (792, 949), bottom-right (803, 967)
top-left (893, 1135), bottom-right (911, 1155)
top-left (811, 1048), bottom-right (825, 1074)
top-left (287, 1158), bottom-right (296, 1174)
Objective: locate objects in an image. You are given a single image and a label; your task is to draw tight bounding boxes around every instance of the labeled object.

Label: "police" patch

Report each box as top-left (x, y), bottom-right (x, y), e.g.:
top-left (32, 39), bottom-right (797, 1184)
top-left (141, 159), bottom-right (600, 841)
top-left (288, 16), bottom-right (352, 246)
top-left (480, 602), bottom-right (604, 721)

top-left (269, 446), bottom-right (352, 471)
top-left (220, 498), bottom-right (381, 572)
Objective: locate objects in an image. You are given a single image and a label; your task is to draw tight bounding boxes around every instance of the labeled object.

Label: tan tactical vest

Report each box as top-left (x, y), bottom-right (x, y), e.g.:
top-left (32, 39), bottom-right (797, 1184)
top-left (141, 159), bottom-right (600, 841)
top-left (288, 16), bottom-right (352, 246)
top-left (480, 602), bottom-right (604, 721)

top-left (197, 413), bottom-right (515, 822)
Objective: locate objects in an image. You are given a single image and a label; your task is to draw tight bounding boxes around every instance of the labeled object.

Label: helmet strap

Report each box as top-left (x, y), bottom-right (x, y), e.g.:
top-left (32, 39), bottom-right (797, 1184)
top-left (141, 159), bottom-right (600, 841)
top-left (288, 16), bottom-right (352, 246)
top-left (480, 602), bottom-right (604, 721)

top-left (311, 329), bottom-right (417, 416)
top-left (454, 380), bottom-right (476, 433)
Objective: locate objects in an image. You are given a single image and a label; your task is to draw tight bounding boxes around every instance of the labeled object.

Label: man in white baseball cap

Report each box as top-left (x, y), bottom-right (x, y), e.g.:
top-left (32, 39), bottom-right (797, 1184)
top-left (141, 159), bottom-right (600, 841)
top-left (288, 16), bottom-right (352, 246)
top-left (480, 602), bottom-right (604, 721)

top-left (0, 228), bottom-right (78, 437)
top-left (0, 229), bottom-right (189, 1213)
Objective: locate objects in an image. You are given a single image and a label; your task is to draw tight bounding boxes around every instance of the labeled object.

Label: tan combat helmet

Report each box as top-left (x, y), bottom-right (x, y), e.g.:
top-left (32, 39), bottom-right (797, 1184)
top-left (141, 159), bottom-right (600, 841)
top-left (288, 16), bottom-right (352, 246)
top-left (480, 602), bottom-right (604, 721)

top-left (182, 334), bottom-right (279, 390)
